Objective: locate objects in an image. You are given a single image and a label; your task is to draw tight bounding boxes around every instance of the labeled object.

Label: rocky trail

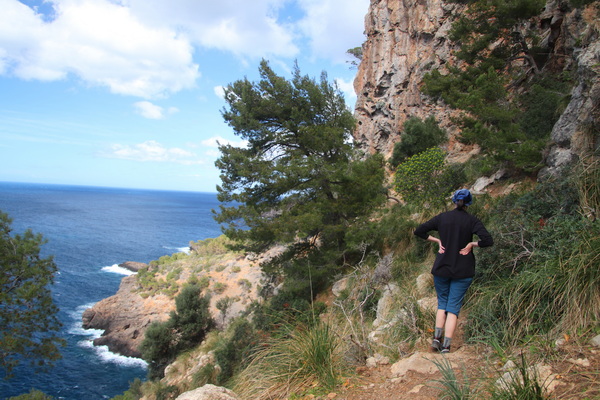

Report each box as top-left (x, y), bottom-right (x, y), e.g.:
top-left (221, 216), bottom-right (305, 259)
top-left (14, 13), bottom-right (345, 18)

top-left (331, 341), bottom-right (600, 400)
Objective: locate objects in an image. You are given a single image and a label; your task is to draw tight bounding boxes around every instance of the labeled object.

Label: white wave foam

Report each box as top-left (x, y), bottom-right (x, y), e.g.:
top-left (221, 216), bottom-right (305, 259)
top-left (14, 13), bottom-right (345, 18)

top-left (67, 302), bottom-right (103, 336)
top-left (102, 264), bottom-right (136, 276)
top-left (163, 245), bottom-right (191, 254)
top-left (79, 339), bottom-right (147, 368)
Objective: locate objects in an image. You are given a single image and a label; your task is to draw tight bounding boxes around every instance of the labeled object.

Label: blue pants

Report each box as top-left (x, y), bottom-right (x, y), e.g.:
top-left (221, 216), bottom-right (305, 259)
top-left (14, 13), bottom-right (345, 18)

top-left (433, 276), bottom-right (473, 316)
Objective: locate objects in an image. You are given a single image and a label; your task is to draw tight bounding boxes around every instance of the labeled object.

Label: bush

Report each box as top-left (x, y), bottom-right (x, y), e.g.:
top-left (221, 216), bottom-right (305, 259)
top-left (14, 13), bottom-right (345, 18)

top-left (140, 285), bottom-right (215, 379)
top-left (213, 318), bottom-right (258, 385)
top-left (395, 147), bottom-right (462, 206)
top-left (140, 320), bottom-right (176, 380)
top-left (390, 116), bottom-right (447, 167)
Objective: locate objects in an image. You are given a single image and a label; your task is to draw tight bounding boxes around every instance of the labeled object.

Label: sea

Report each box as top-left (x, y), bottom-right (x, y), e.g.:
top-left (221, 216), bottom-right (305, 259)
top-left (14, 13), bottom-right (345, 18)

top-left (0, 182), bottom-right (223, 399)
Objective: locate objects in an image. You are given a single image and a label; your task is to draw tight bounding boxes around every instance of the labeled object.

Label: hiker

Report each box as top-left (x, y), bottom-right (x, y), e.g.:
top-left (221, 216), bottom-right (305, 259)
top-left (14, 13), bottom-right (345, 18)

top-left (414, 189), bottom-right (493, 353)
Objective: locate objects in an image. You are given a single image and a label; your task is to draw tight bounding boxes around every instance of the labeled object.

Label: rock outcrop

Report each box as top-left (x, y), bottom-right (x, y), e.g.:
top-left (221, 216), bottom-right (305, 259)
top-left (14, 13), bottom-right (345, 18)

top-left (353, 0), bottom-right (465, 158)
top-left (540, 4), bottom-right (600, 178)
top-left (354, 0), bottom-right (600, 178)
top-left (119, 261), bottom-right (148, 273)
top-left (82, 274), bottom-right (173, 358)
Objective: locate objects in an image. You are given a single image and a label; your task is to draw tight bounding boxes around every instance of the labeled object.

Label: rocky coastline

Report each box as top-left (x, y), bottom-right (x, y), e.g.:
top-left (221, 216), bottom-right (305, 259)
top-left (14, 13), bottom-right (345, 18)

top-left (82, 262), bottom-right (174, 358)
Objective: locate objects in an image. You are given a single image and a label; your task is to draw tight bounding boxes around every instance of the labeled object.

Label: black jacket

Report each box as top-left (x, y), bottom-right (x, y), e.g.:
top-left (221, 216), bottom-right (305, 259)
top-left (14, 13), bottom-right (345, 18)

top-left (414, 209), bottom-right (493, 278)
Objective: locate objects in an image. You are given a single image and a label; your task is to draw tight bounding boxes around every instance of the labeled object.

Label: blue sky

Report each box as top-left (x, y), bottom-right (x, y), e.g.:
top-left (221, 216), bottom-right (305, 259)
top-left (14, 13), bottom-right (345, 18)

top-left (0, 0), bottom-right (368, 192)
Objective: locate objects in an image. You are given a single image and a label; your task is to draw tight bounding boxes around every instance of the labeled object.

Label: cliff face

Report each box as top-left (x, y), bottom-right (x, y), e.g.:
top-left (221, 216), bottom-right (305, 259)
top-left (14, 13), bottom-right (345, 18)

top-left (82, 274), bottom-right (174, 358)
top-left (353, 0), bottom-right (465, 158)
top-left (354, 0), bottom-right (599, 174)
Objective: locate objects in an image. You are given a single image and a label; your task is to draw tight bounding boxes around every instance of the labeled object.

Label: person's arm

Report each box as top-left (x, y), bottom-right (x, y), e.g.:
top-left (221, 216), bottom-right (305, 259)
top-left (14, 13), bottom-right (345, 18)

top-left (459, 241), bottom-right (478, 255)
top-left (427, 235), bottom-right (445, 254)
top-left (460, 219), bottom-right (493, 255)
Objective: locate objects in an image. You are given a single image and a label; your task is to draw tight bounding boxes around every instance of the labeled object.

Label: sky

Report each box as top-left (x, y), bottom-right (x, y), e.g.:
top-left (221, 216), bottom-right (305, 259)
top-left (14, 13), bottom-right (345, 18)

top-left (0, 0), bottom-right (369, 193)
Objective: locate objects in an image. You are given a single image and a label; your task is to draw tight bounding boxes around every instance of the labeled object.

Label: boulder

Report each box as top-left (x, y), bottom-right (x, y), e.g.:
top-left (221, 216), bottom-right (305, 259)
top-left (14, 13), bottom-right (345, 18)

top-left (118, 261), bottom-right (147, 273)
top-left (175, 384), bottom-right (239, 400)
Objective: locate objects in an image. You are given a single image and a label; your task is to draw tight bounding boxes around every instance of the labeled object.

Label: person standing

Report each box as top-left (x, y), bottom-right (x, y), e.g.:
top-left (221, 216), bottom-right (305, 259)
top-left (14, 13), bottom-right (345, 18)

top-left (414, 189), bottom-right (493, 353)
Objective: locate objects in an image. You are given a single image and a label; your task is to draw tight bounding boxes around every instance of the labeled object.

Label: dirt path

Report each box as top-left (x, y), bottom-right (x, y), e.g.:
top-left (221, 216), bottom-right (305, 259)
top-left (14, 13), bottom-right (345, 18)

top-left (324, 342), bottom-right (600, 400)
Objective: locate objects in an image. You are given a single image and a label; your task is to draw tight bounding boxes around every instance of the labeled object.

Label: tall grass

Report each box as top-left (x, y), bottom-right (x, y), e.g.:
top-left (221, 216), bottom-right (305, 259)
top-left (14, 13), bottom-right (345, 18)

top-left (465, 159), bottom-right (600, 347)
top-left (232, 322), bottom-right (345, 400)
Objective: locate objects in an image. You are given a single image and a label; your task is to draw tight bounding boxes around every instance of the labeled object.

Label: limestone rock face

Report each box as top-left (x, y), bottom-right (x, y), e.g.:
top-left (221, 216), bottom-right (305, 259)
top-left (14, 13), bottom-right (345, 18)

top-left (541, 6), bottom-right (600, 178)
top-left (353, 0), bottom-right (465, 158)
top-left (354, 0), bottom-right (599, 178)
top-left (81, 275), bottom-right (174, 358)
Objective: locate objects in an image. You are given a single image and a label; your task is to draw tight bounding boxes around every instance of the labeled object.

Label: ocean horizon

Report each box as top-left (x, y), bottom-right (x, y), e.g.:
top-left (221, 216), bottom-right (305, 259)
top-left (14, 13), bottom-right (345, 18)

top-left (0, 181), bottom-right (223, 399)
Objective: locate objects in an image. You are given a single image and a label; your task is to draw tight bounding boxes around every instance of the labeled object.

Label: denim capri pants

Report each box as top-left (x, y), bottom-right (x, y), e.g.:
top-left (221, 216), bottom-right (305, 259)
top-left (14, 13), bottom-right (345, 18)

top-left (433, 276), bottom-right (473, 316)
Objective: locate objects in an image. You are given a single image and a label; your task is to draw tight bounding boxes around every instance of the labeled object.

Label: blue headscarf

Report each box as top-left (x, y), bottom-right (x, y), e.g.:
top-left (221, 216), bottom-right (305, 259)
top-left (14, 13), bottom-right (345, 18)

top-left (452, 189), bottom-right (472, 206)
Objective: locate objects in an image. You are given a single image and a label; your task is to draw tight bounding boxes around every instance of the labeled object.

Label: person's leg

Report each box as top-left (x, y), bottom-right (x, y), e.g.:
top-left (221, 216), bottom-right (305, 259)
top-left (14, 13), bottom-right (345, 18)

top-left (432, 276), bottom-right (450, 351)
top-left (441, 277), bottom-right (473, 352)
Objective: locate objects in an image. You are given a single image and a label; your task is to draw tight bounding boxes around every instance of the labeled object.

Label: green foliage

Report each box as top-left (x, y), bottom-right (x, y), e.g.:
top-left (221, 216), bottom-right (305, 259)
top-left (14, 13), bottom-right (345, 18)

top-left (569, 0), bottom-right (596, 7)
top-left (189, 235), bottom-right (238, 257)
top-left (171, 285), bottom-right (215, 351)
top-left (212, 282), bottom-right (227, 294)
top-left (213, 318), bottom-right (258, 385)
top-left (140, 285), bottom-right (214, 379)
top-left (140, 320), bottom-right (176, 380)
top-left (251, 289), bottom-right (326, 332)
top-left (491, 354), bottom-right (548, 399)
top-left (465, 165), bottom-right (600, 346)
top-left (215, 59), bottom-right (386, 292)
top-left (390, 116), bottom-right (447, 167)
top-left (8, 390), bottom-right (55, 400)
top-left (422, 0), bottom-right (575, 174)
top-left (346, 46), bottom-right (363, 68)
top-left (0, 211), bottom-right (64, 378)
top-left (111, 378), bottom-right (144, 400)
top-left (394, 148), bottom-right (463, 207)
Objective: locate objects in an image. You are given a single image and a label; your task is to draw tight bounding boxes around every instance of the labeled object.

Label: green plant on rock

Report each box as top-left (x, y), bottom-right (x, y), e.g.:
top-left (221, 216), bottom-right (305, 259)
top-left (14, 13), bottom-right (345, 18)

top-left (422, 0), bottom-right (574, 174)
top-left (140, 285), bottom-right (215, 379)
top-left (390, 116), bottom-right (447, 167)
top-left (395, 147), bottom-right (462, 207)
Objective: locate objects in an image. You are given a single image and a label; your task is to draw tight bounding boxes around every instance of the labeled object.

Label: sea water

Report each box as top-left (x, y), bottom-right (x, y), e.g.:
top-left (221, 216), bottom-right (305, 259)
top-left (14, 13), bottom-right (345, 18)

top-left (0, 182), bottom-right (222, 399)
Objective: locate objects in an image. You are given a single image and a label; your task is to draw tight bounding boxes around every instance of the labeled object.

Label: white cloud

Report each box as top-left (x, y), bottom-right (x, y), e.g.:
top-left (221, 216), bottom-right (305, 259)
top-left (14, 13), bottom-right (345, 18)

top-left (0, 0), bottom-right (368, 97)
top-left (105, 140), bottom-right (204, 164)
top-left (0, 0), bottom-right (199, 98)
top-left (213, 85), bottom-right (226, 99)
top-left (334, 77), bottom-right (357, 106)
top-left (297, 0), bottom-right (369, 63)
top-left (133, 101), bottom-right (178, 119)
top-left (124, 0), bottom-right (299, 58)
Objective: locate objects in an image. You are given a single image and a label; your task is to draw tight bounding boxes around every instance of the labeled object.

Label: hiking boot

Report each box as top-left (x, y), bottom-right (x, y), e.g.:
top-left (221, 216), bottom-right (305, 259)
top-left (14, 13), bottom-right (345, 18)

top-left (441, 346), bottom-right (450, 354)
top-left (431, 338), bottom-right (442, 352)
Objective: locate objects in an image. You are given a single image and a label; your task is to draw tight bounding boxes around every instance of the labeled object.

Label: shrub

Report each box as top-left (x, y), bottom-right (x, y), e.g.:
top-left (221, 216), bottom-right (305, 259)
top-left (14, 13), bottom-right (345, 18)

top-left (395, 147), bottom-right (461, 206)
top-left (212, 282), bottom-right (227, 294)
top-left (140, 320), bottom-right (176, 380)
top-left (140, 285), bottom-right (215, 379)
top-left (213, 318), bottom-right (258, 385)
top-left (390, 116), bottom-right (447, 167)
top-left (465, 165), bottom-right (600, 346)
